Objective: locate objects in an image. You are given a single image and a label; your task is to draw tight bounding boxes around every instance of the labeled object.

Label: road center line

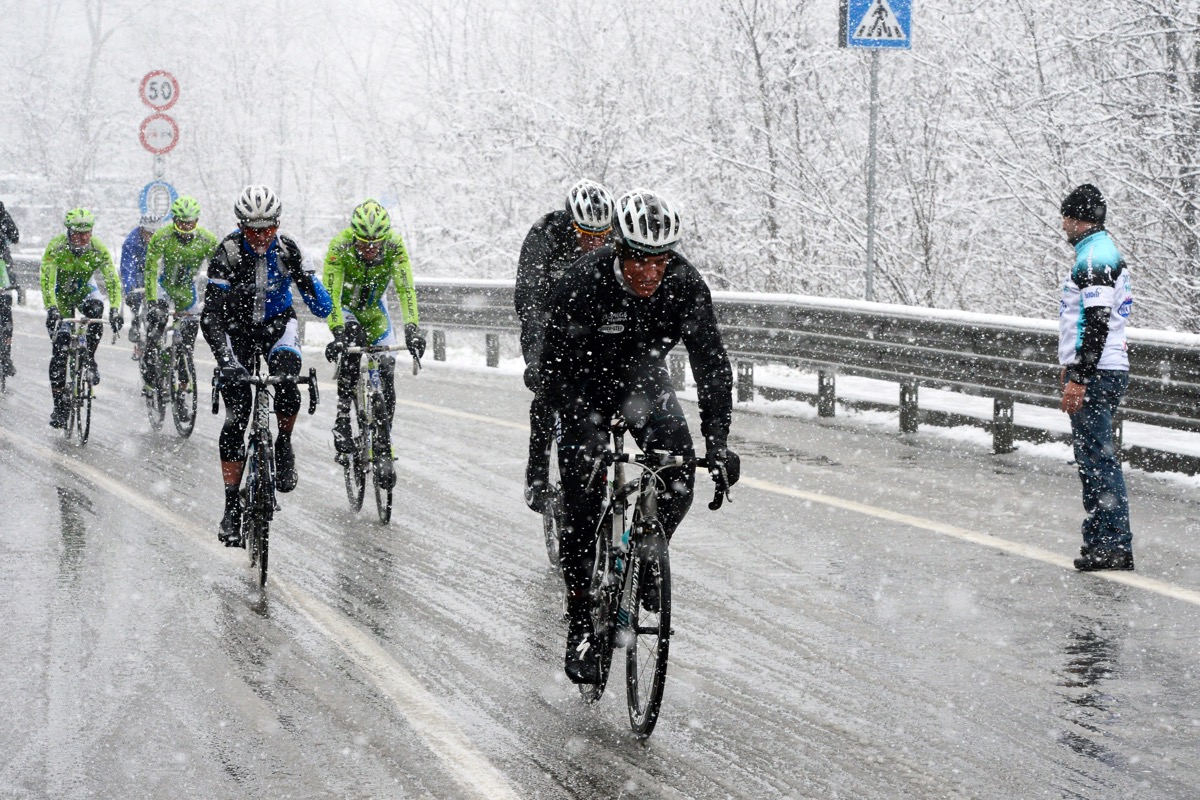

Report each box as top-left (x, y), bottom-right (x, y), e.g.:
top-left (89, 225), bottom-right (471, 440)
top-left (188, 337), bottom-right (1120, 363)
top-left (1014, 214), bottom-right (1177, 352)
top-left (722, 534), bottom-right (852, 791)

top-left (0, 424), bottom-right (520, 800)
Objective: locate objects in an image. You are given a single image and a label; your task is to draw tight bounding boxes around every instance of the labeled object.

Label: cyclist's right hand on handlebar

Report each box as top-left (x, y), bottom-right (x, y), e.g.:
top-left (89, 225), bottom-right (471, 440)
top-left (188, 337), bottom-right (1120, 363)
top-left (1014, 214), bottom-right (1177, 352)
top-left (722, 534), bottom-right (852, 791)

top-left (325, 326), bottom-right (345, 364)
top-left (706, 446), bottom-right (741, 496)
top-left (45, 307), bottom-right (62, 338)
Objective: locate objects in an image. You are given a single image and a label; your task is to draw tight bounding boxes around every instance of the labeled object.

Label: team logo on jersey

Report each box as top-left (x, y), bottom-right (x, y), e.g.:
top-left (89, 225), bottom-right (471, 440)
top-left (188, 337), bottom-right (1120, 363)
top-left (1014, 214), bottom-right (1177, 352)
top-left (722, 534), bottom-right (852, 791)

top-left (599, 311), bottom-right (628, 334)
top-left (1117, 297), bottom-right (1133, 318)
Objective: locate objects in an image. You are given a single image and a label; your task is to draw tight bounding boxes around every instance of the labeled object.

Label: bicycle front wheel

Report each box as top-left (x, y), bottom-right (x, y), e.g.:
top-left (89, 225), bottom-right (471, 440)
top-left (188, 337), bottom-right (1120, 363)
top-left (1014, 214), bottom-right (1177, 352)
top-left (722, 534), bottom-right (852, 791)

top-left (171, 348), bottom-right (197, 437)
top-left (371, 402), bottom-right (393, 524)
top-left (626, 531), bottom-right (671, 739)
top-left (245, 440), bottom-right (272, 588)
top-left (144, 351), bottom-right (165, 432)
top-left (74, 357), bottom-right (93, 446)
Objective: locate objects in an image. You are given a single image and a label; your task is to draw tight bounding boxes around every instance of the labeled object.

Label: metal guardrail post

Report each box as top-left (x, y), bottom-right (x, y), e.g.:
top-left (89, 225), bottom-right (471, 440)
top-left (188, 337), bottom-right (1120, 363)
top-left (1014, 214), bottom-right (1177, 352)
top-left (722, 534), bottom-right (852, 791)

top-left (670, 354), bottom-right (686, 391)
top-left (485, 333), bottom-right (499, 368)
top-left (818, 371), bottom-right (836, 418)
top-left (736, 361), bottom-right (755, 403)
top-left (993, 397), bottom-right (1015, 454)
top-left (433, 330), bottom-right (446, 361)
top-left (899, 379), bottom-right (919, 434)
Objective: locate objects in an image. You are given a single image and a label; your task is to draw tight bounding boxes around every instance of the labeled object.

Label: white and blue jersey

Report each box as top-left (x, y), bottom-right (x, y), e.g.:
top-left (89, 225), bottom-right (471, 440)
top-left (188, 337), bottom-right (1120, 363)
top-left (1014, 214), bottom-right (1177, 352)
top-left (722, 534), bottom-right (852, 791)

top-left (200, 230), bottom-right (331, 364)
top-left (1057, 229), bottom-right (1131, 371)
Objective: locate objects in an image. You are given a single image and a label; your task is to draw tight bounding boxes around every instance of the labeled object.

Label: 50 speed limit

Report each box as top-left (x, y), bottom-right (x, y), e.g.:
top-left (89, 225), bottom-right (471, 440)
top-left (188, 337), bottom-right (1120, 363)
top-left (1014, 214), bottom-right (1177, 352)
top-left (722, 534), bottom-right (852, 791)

top-left (140, 70), bottom-right (179, 111)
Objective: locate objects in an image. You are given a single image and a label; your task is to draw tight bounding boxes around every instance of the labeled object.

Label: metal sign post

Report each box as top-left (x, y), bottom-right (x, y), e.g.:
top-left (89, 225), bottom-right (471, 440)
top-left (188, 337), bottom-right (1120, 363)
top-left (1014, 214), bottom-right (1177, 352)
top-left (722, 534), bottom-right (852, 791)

top-left (839, 0), bottom-right (911, 301)
top-left (138, 71), bottom-right (181, 220)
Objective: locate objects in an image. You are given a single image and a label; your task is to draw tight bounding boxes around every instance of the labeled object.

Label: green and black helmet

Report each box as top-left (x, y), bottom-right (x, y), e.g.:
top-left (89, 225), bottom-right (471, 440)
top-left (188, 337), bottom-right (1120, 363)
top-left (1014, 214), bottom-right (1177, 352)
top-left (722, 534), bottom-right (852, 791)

top-left (64, 208), bottom-right (96, 232)
top-left (350, 200), bottom-right (391, 241)
top-left (171, 195), bottom-right (201, 222)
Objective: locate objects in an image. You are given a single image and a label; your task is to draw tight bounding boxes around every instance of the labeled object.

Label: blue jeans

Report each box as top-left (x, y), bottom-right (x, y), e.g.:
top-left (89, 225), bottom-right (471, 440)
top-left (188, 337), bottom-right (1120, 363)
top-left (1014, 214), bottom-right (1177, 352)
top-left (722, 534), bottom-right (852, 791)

top-left (1069, 370), bottom-right (1132, 553)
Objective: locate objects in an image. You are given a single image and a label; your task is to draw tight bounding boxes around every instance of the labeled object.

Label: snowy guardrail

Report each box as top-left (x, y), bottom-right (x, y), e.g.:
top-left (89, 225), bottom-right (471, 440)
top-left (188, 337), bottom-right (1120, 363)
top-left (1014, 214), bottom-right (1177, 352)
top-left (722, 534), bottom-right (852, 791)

top-left (411, 278), bottom-right (1200, 469)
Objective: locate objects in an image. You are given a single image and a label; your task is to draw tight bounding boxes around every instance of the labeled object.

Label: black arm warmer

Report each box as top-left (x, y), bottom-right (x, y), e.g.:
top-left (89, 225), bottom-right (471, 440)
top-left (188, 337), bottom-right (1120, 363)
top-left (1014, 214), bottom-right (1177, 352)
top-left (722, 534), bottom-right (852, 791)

top-left (1067, 305), bottom-right (1110, 384)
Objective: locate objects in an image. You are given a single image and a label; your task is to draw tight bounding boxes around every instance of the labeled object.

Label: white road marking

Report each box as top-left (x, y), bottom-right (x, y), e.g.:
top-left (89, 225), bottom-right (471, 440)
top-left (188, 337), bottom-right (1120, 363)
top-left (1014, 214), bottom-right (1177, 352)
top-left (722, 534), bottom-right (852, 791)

top-left (384, 393), bottom-right (1200, 609)
top-left (739, 475), bottom-right (1200, 607)
top-left (0, 424), bottom-right (521, 800)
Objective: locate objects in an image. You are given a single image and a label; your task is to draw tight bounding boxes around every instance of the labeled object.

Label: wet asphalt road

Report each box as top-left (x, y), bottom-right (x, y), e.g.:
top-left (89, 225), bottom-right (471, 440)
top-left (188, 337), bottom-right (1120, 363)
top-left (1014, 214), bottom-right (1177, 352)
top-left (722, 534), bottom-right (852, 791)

top-left (1, 318), bottom-right (1199, 799)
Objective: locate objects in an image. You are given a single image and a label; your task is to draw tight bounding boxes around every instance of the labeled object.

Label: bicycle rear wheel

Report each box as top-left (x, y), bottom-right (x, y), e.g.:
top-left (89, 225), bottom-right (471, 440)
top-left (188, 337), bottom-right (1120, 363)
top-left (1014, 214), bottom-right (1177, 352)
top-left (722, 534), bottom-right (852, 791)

top-left (171, 348), bottom-right (197, 437)
top-left (579, 521), bottom-right (617, 704)
top-left (542, 441), bottom-right (563, 570)
top-left (342, 392), bottom-right (366, 511)
top-left (371, 411), bottom-right (393, 524)
top-left (625, 530), bottom-right (671, 739)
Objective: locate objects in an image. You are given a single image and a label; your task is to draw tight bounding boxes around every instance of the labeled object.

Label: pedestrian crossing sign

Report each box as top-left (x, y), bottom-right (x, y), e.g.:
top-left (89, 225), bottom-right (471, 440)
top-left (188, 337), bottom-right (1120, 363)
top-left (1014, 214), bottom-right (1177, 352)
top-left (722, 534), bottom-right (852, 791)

top-left (841, 0), bottom-right (911, 49)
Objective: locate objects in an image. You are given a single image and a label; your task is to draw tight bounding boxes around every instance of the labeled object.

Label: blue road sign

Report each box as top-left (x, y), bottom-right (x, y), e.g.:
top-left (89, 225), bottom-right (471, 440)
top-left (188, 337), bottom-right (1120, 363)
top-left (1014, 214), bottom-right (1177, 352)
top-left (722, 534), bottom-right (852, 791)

top-left (845, 0), bottom-right (911, 49)
top-left (139, 180), bottom-right (178, 220)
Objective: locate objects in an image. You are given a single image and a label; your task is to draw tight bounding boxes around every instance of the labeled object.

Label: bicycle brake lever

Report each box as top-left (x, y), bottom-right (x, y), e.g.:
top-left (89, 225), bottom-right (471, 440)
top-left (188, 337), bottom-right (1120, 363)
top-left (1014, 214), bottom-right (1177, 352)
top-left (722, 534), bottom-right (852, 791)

top-left (708, 488), bottom-right (726, 511)
top-left (211, 372), bottom-right (221, 415)
top-left (307, 367), bottom-right (319, 414)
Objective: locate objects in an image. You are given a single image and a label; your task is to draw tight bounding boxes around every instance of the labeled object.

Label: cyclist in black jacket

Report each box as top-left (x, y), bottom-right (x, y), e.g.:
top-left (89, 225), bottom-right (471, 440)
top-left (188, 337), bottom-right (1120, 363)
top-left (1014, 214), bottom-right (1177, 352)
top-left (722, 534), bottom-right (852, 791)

top-left (515, 179), bottom-right (615, 512)
top-left (540, 189), bottom-right (740, 684)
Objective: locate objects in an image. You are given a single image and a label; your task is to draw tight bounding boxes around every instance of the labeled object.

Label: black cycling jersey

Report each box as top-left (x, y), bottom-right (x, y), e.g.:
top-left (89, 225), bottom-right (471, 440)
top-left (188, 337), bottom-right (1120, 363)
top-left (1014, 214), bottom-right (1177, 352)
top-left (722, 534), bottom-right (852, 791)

top-left (539, 244), bottom-right (733, 451)
top-left (515, 209), bottom-right (610, 364)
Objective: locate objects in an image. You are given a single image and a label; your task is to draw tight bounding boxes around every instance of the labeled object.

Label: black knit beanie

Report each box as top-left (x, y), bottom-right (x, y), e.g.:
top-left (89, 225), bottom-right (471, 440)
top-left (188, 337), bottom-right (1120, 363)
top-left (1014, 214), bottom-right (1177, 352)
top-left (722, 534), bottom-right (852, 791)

top-left (1060, 184), bottom-right (1106, 225)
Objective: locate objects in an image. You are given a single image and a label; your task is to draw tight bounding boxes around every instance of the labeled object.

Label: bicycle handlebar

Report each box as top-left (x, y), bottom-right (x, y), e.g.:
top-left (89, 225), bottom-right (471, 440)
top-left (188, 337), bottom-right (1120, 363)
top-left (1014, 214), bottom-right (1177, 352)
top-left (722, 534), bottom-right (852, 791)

top-left (210, 367), bottom-right (320, 415)
top-left (334, 344), bottom-right (421, 381)
top-left (584, 449), bottom-right (727, 510)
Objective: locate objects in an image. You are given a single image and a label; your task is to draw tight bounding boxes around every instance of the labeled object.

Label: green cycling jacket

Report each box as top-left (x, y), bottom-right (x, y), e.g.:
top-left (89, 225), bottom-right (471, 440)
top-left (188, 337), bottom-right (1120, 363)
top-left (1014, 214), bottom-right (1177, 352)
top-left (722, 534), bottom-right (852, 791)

top-left (145, 225), bottom-right (219, 306)
top-left (40, 234), bottom-right (121, 311)
top-left (323, 228), bottom-right (419, 331)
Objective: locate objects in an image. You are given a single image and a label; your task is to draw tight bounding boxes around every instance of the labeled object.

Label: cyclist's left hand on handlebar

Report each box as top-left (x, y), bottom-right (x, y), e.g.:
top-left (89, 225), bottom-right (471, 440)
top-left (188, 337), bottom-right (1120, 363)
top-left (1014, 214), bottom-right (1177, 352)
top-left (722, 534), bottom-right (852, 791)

top-left (706, 446), bottom-right (741, 497)
top-left (404, 323), bottom-right (426, 360)
top-left (109, 308), bottom-right (124, 333)
top-left (325, 326), bottom-right (346, 364)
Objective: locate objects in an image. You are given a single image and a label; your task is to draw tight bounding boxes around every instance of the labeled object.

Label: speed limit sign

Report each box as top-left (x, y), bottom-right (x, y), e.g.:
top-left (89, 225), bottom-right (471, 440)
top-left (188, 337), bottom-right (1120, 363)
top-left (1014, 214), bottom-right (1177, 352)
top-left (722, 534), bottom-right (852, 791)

top-left (140, 70), bottom-right (179, 111)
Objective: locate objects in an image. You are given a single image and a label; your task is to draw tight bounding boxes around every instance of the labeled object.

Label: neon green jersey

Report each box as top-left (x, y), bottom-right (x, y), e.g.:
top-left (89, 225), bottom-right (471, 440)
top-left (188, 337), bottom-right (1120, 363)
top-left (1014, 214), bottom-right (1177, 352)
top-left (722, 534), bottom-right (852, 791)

top-left (322, 228), bottom-right (419, 331)
top-left (144, 225), bottom-right (219, 306)
top-left (40, 234), bottom-right (121, 311)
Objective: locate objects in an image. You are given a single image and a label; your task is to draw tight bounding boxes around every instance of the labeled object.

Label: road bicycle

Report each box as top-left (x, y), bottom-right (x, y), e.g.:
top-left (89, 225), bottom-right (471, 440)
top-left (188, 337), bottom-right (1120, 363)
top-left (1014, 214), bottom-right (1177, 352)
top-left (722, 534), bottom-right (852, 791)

top-left (211, 354), bottom-right (319, 588)
top-left (0, 284), bottom-right (17, 392)
top-left (333, 344), bottom-right (419, 524)
top-left (60, 317), bottom-right (106, 445)
top-left (579, 419), bottom-right (725, 739)
top-left (143, 312), bottom-right (199, 437)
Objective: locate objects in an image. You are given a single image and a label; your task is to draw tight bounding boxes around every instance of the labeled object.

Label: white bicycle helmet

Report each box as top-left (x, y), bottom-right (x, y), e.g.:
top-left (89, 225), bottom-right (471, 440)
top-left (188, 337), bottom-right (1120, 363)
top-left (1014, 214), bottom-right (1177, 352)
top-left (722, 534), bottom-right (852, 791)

top-left (616, 189), bottom-right (682, 254)
top-left (234, 185), bottom-right (282, 228)
top-left (566, 179), bottom-right (615, 233)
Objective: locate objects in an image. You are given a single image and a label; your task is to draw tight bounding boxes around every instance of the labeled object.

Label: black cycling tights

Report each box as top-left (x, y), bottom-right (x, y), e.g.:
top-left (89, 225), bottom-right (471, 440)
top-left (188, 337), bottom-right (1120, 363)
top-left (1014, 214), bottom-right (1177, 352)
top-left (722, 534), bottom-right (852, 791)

top-left (556, 364), bottom-right (696, 606)
top-left (218, 348), bottom-right (301, 462)
top-left (48, 299), bottom-right (103, 389)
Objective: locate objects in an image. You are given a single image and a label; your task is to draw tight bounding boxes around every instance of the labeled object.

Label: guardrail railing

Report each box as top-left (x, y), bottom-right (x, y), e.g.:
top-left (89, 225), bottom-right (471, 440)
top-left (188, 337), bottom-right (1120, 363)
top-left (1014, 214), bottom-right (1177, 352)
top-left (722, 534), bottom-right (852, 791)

top-left (13, 256), bottom-right (1197, 472)
top-left (411, 278), bottom-right (1200, 472)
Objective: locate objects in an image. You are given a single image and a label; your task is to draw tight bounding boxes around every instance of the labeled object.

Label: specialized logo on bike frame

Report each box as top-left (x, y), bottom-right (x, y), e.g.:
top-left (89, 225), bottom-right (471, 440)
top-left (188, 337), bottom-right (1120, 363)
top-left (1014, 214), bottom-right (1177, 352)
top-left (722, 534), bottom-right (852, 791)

top-left (599, 311), bottom-right (628, 334)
